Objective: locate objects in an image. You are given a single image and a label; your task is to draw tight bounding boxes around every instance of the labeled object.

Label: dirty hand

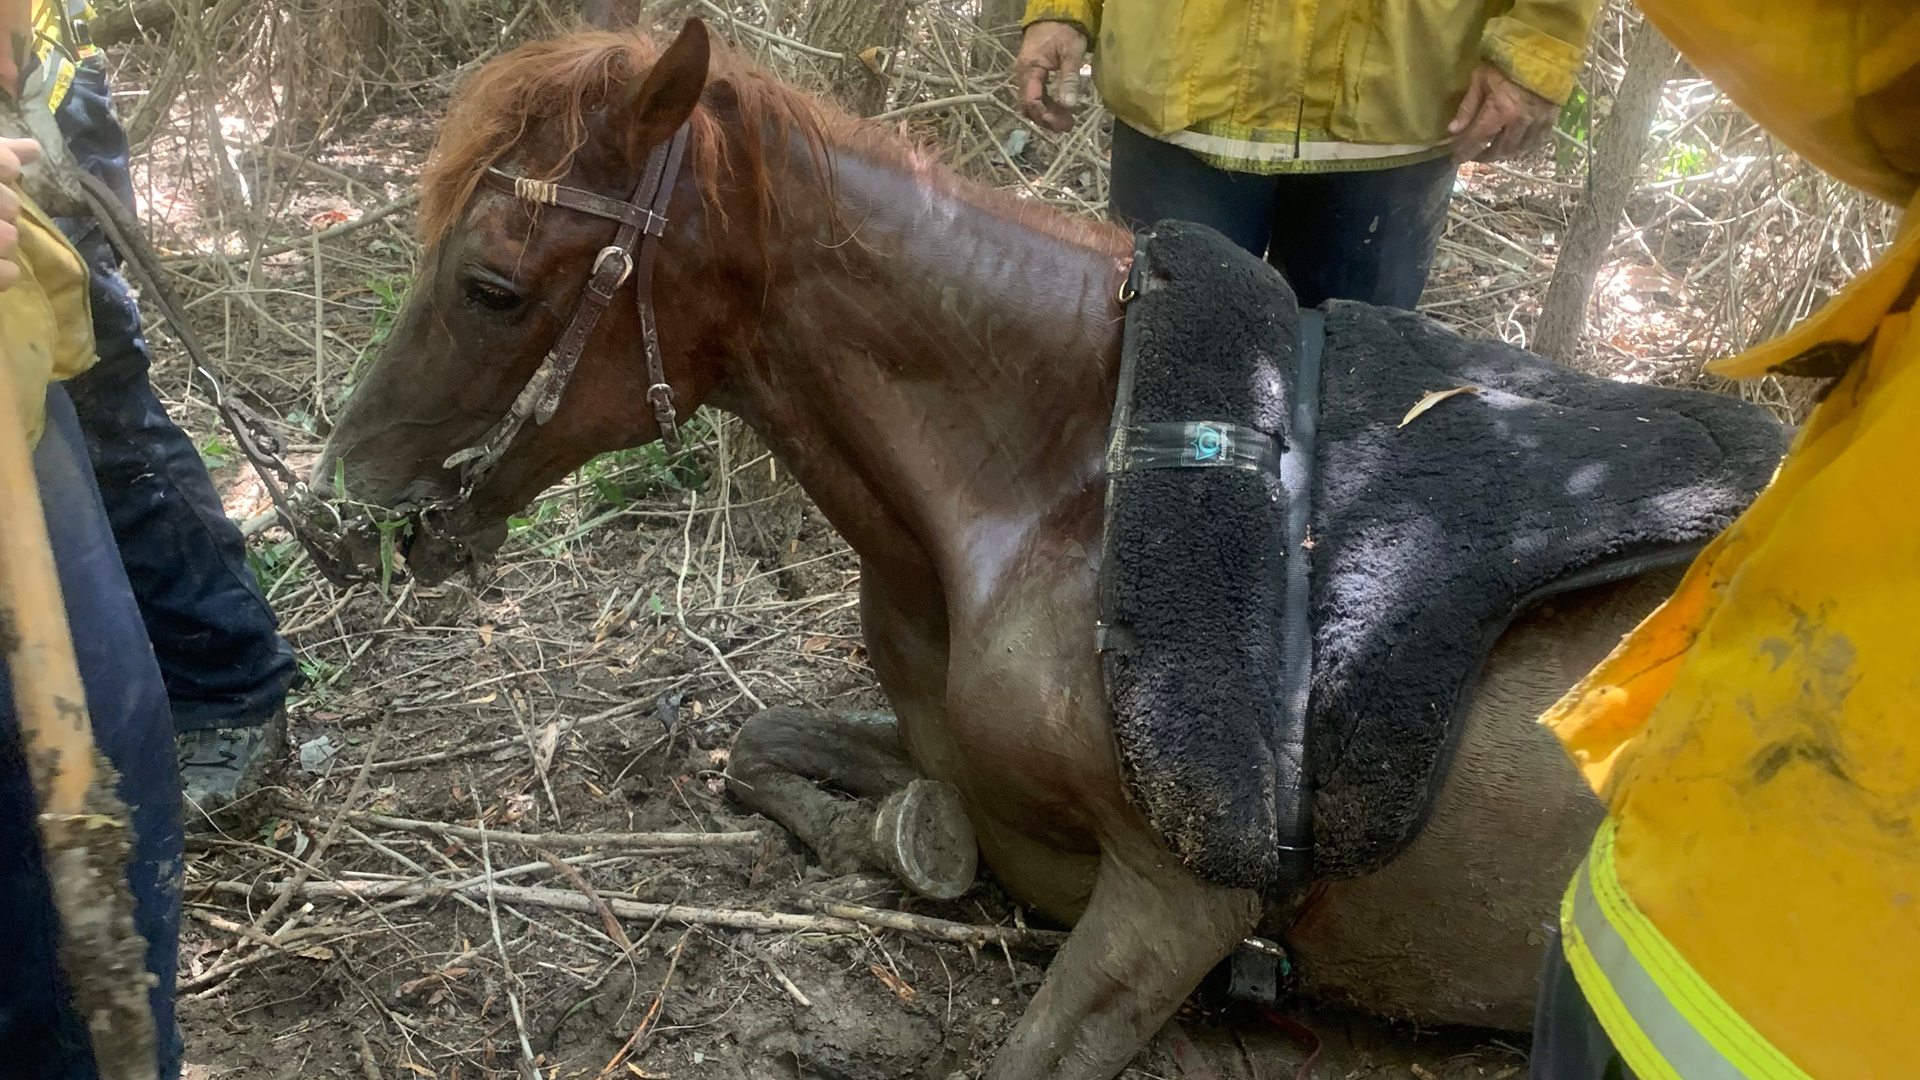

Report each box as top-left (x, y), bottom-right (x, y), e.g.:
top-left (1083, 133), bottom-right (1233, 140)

top-left (0, 138), bottom-right (41, 292)
top-left (1014, 21), bottom-right (1088, 133)
top-left (1448, 64), bottom-right (1559, 163)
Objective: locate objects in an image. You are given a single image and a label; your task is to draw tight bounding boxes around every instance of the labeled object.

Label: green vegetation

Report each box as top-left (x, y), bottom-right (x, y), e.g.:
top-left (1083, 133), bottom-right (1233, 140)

top-left (198, 434), bottom-right (233, 470)
top-left (1555, 84), bottom-right (1591, 176)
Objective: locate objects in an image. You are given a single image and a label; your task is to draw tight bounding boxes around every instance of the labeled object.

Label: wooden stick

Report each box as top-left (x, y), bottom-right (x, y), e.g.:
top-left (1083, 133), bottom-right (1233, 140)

top-left (473, 787), bottom-right (538, 1078)
top-left (538, 849), bottom-right (633, 952)
top-left (0, 339), bottom-right (158, 1079)
top-left (320, 808), bottom-right (762, 851)
top-left (220, 878), bottom-right (1064, 947)
top-left (247, 721), bottom-right (385, 938)
top-left (596, 929), bottom-right (690, 1080)
top-left (159, 192), bottom-right (421, 265)
top-left (792, 896), bottom-right (1068, 947)
top-left (356, 697), bottom-right (651, 773)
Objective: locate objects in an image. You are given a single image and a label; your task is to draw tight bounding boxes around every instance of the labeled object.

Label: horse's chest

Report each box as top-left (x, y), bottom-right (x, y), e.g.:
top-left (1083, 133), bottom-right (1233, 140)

top-left (938, 575), bottom-right (1121, 831)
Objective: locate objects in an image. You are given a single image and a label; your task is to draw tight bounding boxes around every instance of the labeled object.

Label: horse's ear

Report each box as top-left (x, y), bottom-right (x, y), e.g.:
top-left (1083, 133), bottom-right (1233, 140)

top-left (614, 19), bottom-right (711, 166)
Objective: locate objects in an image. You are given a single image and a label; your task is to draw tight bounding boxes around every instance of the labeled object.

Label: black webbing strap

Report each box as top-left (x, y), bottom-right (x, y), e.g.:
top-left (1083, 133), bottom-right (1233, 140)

top-left (1273, 308), bottom-right (1323, 882)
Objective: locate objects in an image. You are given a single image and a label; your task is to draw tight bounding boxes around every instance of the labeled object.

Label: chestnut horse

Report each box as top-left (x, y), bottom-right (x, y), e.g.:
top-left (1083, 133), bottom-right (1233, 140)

top-left (316, 19), bottom-right (1662, 1078)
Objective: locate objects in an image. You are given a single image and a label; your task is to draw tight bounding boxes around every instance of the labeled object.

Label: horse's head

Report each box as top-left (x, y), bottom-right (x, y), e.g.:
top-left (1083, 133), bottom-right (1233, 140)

top-left (313, 20), bottom-right (740, 582)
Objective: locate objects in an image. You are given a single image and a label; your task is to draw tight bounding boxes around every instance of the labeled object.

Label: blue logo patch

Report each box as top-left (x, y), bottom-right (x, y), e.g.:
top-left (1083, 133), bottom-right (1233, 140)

top-left (1192, 424), bottom-right (1225, 462)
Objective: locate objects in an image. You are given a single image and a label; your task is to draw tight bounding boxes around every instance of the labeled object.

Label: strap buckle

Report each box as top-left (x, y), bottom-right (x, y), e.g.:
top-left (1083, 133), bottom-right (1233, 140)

top-left (591, 245), bottom-right (634, 289)
top-left (647, 382), bottom-right (681, 449)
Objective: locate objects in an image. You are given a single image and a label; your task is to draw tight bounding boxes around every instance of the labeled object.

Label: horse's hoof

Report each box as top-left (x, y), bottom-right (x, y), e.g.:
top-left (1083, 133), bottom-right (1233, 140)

top-left (872, 779), bottom-right (977, 900)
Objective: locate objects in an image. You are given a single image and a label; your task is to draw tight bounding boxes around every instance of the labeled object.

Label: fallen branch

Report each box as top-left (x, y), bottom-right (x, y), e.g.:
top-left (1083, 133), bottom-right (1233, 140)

top-left (313, 808), bottom-right (761, 852)
top-left (873, 93), bottom-right (997, 122)
top-left (160, 192), bottom-right (421, 265)
top-left (248, 721), bottom-right (385, 937)
top-left (539, 849), bottom-right (634, 952)
top-left (354, 697), bottom-right (652, 773)
top-left (792, 896), bottom-right (1067, 947)
top-left (217, 878), bottom-right (1064, 947)
top-left (92, 0), bottom-right (218, 45)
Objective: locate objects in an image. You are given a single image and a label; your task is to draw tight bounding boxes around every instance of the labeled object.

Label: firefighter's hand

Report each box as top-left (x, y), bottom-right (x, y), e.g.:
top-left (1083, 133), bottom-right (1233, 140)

top-left (0, 138), bottom-right (43, 292)
top-left (1015, 21), bottom-right (1088, 133)
top-left (1448, 64), bottom-right (1560, 163)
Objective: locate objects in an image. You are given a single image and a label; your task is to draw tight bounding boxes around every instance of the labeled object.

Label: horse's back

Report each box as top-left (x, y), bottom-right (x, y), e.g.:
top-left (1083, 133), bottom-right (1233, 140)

top-left (1278, 566), bottom-right (1680, 1029)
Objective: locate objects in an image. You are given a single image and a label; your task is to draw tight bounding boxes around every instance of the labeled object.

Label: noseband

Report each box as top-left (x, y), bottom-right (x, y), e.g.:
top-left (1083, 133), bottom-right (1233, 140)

top-left (442, 121), bottom-right (693, 497)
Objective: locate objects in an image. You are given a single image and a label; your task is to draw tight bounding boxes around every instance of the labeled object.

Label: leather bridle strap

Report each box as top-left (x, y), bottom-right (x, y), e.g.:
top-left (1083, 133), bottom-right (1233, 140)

top-left (442, 121), bottom-right (693, 495)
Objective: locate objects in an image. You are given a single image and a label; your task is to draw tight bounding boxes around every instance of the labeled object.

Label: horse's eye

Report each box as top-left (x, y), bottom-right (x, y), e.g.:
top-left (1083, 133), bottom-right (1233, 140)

top-left (461, 275), bottom-right (521, 313)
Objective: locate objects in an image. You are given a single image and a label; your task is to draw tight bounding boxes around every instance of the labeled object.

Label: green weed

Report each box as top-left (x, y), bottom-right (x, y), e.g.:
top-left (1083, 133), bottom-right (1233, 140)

top-left (199, 434), bottom-right (233, 470)
top-left (1555, 85), bottom-right (1591, 176)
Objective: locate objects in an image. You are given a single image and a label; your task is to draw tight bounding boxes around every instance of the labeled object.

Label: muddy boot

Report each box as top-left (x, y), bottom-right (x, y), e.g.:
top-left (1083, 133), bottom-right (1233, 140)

top-left (178, 706), bottom-right (286, 824)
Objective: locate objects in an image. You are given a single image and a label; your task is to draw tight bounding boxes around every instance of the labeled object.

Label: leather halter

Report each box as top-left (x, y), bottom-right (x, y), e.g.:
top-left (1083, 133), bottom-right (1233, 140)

top-left (442, 121), bottom-right (693, 496)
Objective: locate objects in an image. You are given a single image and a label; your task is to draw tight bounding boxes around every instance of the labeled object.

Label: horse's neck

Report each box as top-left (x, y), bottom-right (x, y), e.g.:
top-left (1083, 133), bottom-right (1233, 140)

top-left (717, 145), bottom-right (1129, 596)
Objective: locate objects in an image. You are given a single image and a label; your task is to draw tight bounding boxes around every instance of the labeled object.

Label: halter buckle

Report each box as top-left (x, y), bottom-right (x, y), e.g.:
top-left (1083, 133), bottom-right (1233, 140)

top-left (592, 245), bottom-right (634, 289)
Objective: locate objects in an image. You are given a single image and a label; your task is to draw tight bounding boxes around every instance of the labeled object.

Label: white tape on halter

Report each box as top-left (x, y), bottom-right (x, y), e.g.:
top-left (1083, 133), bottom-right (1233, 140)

top-left (514, 176), bottom-right (560, 205)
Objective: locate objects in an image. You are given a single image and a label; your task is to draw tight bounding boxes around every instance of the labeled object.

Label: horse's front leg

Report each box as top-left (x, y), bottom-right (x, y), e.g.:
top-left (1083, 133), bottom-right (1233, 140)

top-left (987, 825), bottom-right (1260, 1080)
top-left (729, 707), bottom-right (978, 898)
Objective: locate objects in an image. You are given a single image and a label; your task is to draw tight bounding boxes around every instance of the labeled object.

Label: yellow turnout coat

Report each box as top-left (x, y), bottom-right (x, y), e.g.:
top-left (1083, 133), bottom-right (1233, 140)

top-left (1542, 4), bottom-right (1920, 1078)
top-left (1022, 0), bottom-right (1601, 171)
top-left (2, 188), bottom-right (96, 447)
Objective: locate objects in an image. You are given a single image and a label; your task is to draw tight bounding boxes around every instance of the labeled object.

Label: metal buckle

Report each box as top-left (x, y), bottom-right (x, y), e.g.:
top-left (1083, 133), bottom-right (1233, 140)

top-left (647, 382), bottom-right (681, 448)
top-left (592, 246), bottom-right (634, 289)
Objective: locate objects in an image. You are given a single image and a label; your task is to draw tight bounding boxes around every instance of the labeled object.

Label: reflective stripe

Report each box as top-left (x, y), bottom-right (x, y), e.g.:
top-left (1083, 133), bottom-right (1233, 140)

top-left (1560, 820), bottom-right (1815, 1080)
top-left (1159, 127), bottom-right (1444, 164)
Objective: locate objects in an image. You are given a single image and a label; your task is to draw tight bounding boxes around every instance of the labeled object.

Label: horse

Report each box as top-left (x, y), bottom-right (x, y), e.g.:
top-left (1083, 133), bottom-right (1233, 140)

top-left (313, 18), bottom-right (1706, 1078)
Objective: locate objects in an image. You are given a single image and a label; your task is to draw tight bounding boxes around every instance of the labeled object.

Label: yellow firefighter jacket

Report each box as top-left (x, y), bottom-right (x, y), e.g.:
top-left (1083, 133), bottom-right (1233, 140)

top-left (1022, 0), bottom-right (1601, 172)
top-left (2, 187), bottom-right (96, 447)
top-left (1542, 4), bottom-right (1920, 1078)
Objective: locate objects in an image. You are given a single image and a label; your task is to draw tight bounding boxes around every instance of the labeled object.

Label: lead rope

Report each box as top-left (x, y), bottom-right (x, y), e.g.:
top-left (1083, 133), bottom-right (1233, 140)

top-left (67, 167), bottom-right (376, 589)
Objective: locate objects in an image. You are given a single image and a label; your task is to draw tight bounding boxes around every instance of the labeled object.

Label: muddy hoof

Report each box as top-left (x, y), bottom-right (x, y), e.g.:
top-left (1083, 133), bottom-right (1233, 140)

top-left (871, 779), bottom-right (977, 900)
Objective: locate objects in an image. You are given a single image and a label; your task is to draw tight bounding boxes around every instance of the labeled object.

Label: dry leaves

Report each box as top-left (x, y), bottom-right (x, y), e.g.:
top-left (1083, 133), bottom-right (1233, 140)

top-left (533, 721), bottom-right (560, 773)
top-left (1398, 385), bottom-right (1481, 428)
top-left (869, 963), bottom-right (918, 1003)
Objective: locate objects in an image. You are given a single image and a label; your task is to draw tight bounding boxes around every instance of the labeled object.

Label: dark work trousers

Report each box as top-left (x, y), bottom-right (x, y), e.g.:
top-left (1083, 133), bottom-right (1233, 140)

top-left (0, 386), bottom-right (183, 1080)
top-left (50, 55), bottom-right (295, 731)
top-left (1530, 930), bottom-right (1639, 1080)
top-left (1108, 120), bottom-right (1456, 310)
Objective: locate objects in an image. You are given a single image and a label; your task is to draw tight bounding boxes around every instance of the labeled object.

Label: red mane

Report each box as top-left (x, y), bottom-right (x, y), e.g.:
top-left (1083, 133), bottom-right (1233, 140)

top-left (418, 24), bottom-right (1123, 253)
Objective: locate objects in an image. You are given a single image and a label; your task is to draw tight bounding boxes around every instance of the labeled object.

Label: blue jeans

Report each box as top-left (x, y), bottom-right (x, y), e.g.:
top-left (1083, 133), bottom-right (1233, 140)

top-left (1529, 930), bottom-right (1637, 1080)
top-left (52, 56), bottom-right (295, 731)
top-left (1108, 120), bottom-right (1456, 310)
top-left (0, 386), bottom-right (183, 1080)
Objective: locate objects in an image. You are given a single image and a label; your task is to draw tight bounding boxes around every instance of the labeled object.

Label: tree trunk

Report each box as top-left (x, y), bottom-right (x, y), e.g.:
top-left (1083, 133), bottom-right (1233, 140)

top-left (338, 0), bottom-right (393, 86)
top-left (1532, 18), bottom-right (1680, 364)
top-left (799, 0), bottom-right (908, 117)
top-left (123, 0), bottom-right (256, 149)
top-left (976, 0), bottom-right (1027, 69)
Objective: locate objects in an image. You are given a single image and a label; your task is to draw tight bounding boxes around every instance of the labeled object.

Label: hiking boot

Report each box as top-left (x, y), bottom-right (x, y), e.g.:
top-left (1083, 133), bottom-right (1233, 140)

top-left (178, 708), bottom-right (286, 818)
